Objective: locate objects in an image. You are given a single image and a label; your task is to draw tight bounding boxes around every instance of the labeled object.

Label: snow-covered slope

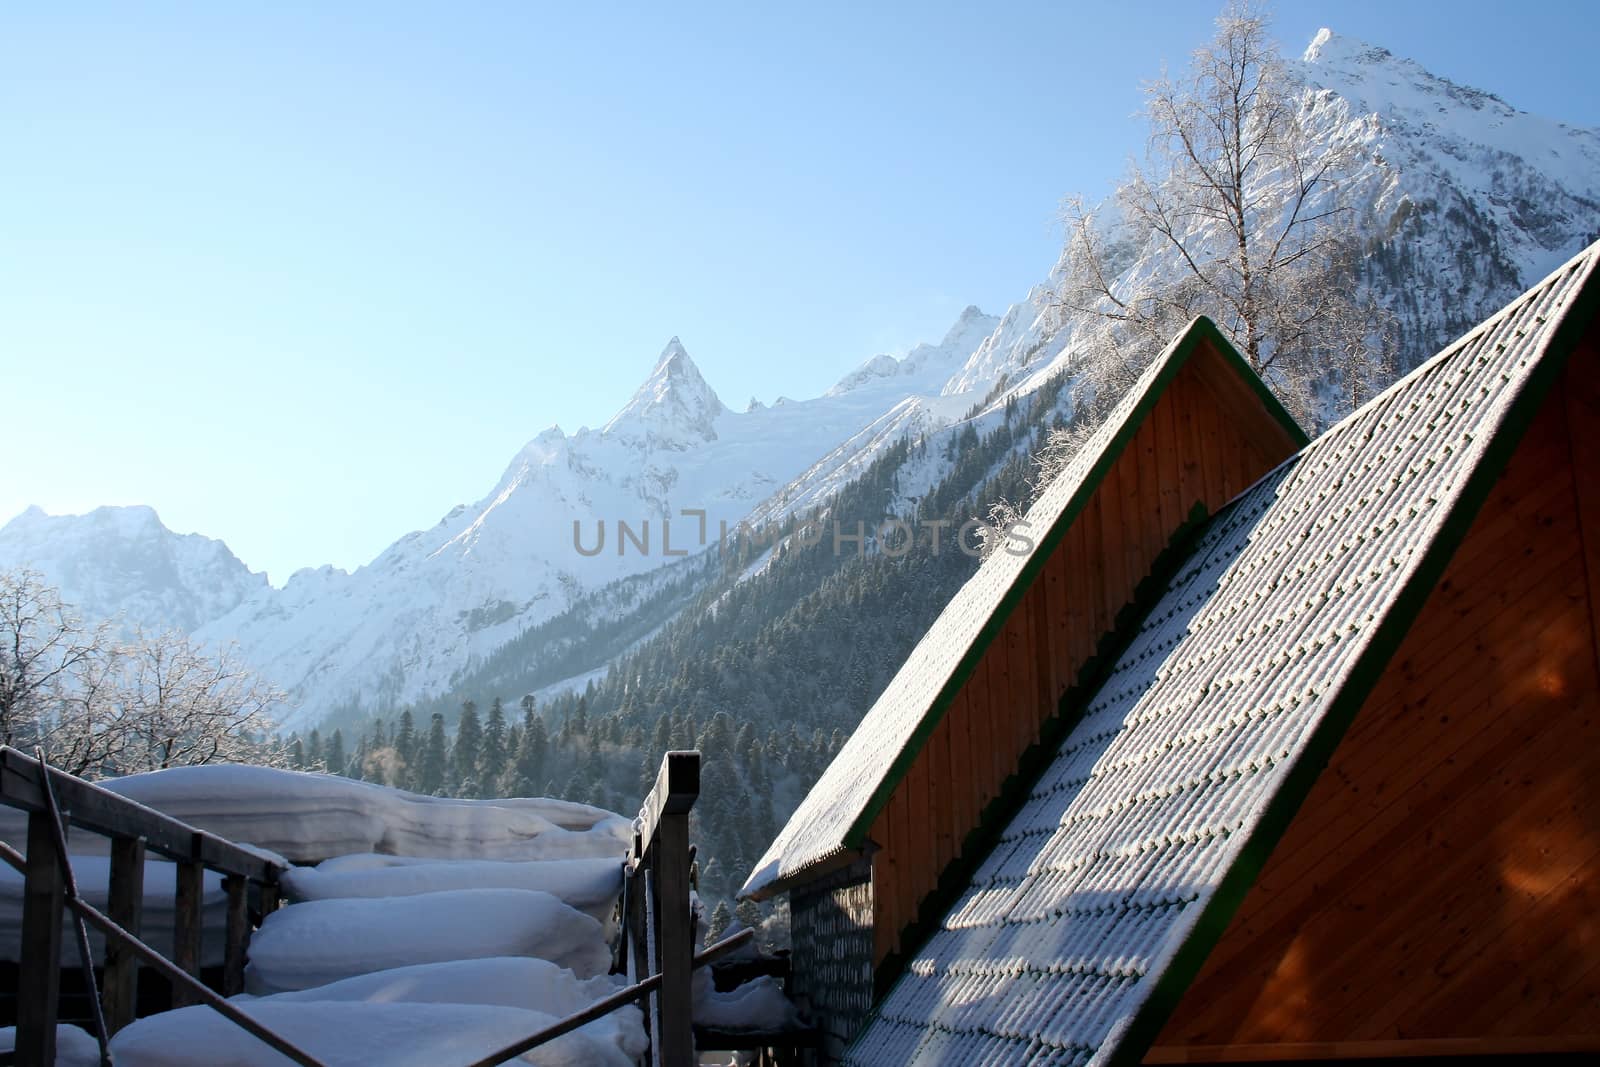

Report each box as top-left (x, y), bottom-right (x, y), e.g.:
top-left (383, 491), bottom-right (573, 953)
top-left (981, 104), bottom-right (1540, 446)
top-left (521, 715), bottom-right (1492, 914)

top-left (0, 504), bottom-right (265, 635)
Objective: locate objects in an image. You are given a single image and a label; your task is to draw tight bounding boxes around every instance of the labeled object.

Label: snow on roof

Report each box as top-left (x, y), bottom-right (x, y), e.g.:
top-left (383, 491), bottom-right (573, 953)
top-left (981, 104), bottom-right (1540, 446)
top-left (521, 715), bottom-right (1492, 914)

top-left (842, 244), bottom-right (1600, 1065)
top-left (742, 317), bottom-right (1304, 900)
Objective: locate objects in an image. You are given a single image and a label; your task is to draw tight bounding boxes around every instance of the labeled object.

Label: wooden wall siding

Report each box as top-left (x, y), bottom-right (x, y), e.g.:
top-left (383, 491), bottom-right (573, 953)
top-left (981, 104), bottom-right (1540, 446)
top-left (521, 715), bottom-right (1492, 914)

top-left (1152, 349), bottom-right (1600, 1059)
top-left (868, 345), bottom-right (1296, 967)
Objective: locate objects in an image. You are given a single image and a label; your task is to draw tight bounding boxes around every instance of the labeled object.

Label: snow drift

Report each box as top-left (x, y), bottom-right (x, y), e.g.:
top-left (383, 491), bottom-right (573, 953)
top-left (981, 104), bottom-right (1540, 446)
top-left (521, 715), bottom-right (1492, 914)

top-left (243, 888), bottom-right (611, 993)
top-left (280, 854), bottom-right (622, 926)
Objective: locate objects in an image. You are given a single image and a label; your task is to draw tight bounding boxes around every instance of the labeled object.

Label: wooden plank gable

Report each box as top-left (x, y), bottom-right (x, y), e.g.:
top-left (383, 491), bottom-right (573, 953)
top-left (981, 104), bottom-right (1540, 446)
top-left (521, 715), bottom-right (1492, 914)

top-left (867, 340), bottom-right (1305, 967)
top-left (1150, 332), bottom-right (1600, 1063)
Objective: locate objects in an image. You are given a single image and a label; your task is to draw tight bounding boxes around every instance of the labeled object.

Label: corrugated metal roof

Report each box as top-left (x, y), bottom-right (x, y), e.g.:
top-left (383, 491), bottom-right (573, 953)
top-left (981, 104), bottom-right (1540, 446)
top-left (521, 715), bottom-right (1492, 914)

top-left (740, 319), bottom-right (1305, 900)
top-left (842, 241), bottom-right (1600, 1066)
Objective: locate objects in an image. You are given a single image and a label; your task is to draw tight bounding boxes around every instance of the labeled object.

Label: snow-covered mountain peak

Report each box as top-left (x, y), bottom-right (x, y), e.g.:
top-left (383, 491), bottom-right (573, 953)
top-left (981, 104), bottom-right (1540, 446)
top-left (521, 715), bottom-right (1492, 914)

top-left (601, 337), bottom-right (726, 448)
top-left (1303, 29), bottom-right (1506, 106)
top-left (826, 306), bottom-right (1000, 398)
top-left (0, 505), bottom-right (265, 635)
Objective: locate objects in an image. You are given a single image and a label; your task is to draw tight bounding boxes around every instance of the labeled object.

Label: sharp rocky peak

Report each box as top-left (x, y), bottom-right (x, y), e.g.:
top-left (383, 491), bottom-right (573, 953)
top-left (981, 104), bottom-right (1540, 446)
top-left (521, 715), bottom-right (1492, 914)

top-left (600, 337), bottom-right (726, 447)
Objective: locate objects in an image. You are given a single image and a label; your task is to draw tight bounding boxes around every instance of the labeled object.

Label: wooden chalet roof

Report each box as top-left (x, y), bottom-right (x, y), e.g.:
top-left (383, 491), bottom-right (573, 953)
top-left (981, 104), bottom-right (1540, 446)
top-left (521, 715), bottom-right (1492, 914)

top-left (741, 319), bottom-right (1306, 901)
top-left (840, 245), bottom-right (1600, 1066)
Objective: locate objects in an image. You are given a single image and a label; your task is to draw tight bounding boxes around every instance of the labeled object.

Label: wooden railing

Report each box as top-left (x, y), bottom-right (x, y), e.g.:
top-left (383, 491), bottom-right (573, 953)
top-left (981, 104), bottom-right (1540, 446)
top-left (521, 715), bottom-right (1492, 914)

top-left (1, 745), bottom-right (724, 1067)
top-left (0, 746), bottom-right (291, 1065)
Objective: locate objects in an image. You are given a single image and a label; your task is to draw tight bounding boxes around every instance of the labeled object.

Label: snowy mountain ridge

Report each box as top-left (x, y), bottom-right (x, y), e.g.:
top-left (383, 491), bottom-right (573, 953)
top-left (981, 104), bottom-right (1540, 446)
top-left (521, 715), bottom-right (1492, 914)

top-left (0, 504), bottom-right (265, 636)
top-left (1, 309), bottom-right (1002, 730)
top-left (5, 28), bottom-right (1599, 733)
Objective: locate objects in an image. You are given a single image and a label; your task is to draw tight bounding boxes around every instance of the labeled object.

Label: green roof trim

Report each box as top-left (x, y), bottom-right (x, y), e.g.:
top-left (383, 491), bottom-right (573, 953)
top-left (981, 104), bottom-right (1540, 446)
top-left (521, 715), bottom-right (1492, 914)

top-left (838, 316), bottom-right (1305, 853)
top-left (1102, 262), bottom-right (1600, 1067)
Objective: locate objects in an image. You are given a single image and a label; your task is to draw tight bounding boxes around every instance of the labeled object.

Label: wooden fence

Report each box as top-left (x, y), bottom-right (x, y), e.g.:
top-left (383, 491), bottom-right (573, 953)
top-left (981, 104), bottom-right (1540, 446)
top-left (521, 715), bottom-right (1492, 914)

top-left (0, 745), bottom-right (737, 1067)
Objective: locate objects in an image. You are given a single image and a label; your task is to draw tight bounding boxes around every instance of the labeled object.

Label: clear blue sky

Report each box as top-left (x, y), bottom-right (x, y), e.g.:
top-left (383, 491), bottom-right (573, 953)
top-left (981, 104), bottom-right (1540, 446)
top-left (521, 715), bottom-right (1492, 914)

top-left (4, 1), bottom-right (1597, 584)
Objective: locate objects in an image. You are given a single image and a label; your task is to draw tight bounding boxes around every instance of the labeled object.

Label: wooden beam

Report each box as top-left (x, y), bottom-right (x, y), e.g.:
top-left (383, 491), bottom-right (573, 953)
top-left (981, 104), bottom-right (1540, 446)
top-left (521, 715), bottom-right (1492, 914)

top-left (16, 810), bottom-right (65, 1067)
top-left (653, 805), bottom-right (695, 1065)
top-left (636, 750), bottom-right (699, 857)
top-left (104, 834), bottom-right (147, 1033)
top-left (222, 874), bottom-right (250, 996)
top-left (258, 879), bottom-right (282, 922)
top-left (0, 746), bottom-right (280, 881)
top-left (172, 852), bottom-right (206, 1006)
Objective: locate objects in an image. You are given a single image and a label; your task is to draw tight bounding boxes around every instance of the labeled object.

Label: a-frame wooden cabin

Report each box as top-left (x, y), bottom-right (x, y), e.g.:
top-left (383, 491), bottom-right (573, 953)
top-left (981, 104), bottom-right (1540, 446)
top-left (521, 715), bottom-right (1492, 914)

top-left (749, 240), bottom-right (1600, 1066)
top-left (741, 318), bottom-right (1309, 1060)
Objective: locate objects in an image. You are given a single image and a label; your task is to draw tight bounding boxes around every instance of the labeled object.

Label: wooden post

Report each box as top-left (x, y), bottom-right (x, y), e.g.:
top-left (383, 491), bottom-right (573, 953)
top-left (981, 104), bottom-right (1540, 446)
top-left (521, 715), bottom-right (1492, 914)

top-left (17, 809), bottom-right (65, 1066)
top-left (223, 874), bottom-right (249, 995)
top-left (655, 814), bottom-right (694, 1067)
top-left (259, 879), bottom-right (281, 921)
top-left (172, 835), bottom-right (206, 1007)
top-left (640, 751), bottom-right (698, 1067)
top-left (105, 834), bottom-right (147, 1032)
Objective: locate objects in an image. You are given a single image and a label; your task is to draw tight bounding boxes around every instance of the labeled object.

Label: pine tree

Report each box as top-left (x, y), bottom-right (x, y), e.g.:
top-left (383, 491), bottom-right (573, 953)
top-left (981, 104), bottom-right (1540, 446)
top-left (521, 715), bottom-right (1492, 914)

top-left (561, 769), bottom-right (586, 803)
top-left (325, 729), bottom-right (347, 776)
top-left (480, 696), bottom-right (508, 790)
top-left (454, 700), bottom-right (483, 794)
top-left (705, 900), bottom-right (733, 946)
top-left (394, 710), bottom-right (418, 787)
top-left (288, 736), bottom-right (305, 769)
top-left (306, 729), bottom-right (324, 770)
top-left (506, 713), bottom-right (548, 796)
top-left (419, 714), bottom-right (448, 795)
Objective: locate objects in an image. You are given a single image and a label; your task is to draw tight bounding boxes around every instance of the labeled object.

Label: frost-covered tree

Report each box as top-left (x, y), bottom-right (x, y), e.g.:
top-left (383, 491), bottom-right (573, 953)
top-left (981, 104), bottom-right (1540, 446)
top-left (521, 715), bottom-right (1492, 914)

top-left (88, 626), bottom-right (285, 773)
top-left (0, 568), bottom-right (111, 749)
top-left (1055, 1), bottom-right (1391, 424)
top-left (704, 900), bottom-right (733, 946)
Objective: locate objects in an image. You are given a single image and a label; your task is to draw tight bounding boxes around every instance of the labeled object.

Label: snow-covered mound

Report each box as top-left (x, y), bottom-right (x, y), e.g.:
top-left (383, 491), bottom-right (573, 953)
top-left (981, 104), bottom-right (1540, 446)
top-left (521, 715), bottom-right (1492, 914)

top-left (281, 854), bottom-right (622, 925)
top-left (0, 1023), bottom-right (102, 1067)
top-left (693, 971), bottom-right (801, 1033)
top-left (81, 764), bottom-right (630, 863)
top-left (112, 999), bottom-right (635, 1067)
top-left (0, 856), bottom-right (228, 966)
top-left (244, 887), bottom-right (611, 993)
